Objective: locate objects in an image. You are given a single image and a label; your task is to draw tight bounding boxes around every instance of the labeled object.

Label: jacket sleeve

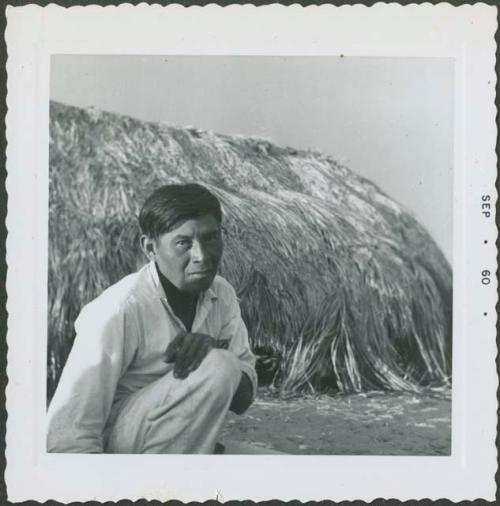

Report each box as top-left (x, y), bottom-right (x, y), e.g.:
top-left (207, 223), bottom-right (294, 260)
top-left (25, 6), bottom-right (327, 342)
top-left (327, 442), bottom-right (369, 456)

top-left (218, 285), bottom-right (258, 401)
top-left (46, 297), bottom-right (138, 453)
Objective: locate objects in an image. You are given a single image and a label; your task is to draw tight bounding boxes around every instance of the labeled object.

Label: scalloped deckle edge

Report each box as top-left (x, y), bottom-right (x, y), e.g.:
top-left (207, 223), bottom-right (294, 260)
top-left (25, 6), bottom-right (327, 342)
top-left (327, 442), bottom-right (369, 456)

top-left (4, 2), bottom-right (498, 503)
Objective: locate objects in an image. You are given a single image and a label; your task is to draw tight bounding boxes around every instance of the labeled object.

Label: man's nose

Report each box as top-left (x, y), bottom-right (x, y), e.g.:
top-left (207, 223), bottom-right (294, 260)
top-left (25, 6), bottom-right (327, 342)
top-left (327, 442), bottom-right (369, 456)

top-left (190, 240), bottom-right (207, 263)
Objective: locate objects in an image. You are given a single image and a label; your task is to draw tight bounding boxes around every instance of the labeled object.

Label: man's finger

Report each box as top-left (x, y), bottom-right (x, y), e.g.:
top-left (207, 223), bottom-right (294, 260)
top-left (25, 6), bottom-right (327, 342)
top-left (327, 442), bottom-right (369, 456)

top-left (174, 333), bottom-right (199, 378)
top-left (186, 341), bottom-right (212, 375)
top-left (165, 331), bottom-right (186, 363)
top-left (175, 334), bottom-right (215, 378)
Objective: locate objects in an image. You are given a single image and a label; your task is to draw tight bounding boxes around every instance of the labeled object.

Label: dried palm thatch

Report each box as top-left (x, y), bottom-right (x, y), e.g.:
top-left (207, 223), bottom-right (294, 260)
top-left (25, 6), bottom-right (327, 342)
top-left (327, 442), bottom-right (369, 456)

top-left (48, 101), bottom-right (452, 401)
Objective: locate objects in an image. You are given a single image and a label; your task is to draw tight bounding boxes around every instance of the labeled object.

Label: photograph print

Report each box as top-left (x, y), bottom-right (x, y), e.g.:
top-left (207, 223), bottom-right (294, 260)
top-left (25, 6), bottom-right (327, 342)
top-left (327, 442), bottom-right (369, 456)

top-left (46, 55), bottom-right (453, 455)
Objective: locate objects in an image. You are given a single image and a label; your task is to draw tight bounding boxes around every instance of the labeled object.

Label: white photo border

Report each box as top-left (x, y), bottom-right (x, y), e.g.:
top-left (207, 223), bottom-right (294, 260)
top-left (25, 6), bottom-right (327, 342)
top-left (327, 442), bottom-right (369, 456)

top-left (5, 3), bottom-right (498, 502)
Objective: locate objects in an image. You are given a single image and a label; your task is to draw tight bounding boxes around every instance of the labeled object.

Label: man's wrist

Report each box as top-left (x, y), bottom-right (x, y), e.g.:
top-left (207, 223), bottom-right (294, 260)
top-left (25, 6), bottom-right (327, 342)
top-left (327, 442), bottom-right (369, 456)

top-left (211, 339), bottom-right (229, 350)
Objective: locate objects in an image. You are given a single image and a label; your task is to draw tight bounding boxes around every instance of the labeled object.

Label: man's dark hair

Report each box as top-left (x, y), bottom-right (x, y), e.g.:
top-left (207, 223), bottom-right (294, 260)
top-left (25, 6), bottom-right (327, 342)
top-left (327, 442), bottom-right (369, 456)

top-left (139, 183), bottom-right (222, 238)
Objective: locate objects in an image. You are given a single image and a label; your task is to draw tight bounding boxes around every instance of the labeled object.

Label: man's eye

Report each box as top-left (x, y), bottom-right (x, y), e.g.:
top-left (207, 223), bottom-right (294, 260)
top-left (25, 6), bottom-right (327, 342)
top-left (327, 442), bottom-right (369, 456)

top-left (176, 240), bottom-right (190, 247)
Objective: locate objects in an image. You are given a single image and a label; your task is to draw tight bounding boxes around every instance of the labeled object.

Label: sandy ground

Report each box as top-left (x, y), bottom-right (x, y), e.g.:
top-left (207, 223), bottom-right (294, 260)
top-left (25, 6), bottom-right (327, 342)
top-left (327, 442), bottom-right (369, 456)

top-left (222, 388), bottom-right (451, 455)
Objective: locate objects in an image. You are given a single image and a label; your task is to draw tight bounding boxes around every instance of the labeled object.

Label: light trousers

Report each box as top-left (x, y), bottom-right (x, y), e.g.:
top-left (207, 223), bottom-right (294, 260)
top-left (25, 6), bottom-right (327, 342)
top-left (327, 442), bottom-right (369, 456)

top-left (104, 349), bottom-right (242, 454)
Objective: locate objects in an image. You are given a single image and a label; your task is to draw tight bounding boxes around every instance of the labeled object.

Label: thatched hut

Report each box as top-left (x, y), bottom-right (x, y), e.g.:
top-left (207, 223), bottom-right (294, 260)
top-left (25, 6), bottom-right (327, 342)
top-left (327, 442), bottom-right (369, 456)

top-left (48, 100), bottom-right (452, 401)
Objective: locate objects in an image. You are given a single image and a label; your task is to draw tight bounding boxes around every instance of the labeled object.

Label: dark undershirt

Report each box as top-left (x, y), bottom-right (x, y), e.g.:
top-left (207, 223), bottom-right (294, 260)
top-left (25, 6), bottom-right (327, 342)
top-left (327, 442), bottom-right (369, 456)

top-left (156, 263), bottom-right (198, 331)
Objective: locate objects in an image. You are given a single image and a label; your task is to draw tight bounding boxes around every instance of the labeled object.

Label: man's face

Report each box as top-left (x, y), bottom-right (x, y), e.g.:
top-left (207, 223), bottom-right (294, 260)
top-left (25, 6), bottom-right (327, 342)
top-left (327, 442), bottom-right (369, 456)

top-left (150, 214), bottom-right (223, 294)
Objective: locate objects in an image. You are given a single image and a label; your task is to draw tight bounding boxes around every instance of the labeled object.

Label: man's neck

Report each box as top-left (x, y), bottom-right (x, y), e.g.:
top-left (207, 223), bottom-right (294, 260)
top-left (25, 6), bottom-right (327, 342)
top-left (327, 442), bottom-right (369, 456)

top-left (155, 263), bottom-right (198, 331)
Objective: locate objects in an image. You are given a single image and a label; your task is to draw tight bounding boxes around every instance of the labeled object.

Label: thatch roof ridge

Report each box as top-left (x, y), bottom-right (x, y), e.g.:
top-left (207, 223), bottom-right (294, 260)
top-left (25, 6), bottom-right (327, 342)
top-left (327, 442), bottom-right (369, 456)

top-left (50, 100), bottom-right (350, 164)
top-left (49, 100), bottom-right (407, 207)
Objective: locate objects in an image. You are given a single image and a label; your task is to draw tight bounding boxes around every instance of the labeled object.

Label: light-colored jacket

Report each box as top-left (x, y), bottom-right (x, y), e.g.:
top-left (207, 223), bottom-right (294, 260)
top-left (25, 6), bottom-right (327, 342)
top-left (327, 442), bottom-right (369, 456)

top-left (47, 262), bottom-right (257, 453)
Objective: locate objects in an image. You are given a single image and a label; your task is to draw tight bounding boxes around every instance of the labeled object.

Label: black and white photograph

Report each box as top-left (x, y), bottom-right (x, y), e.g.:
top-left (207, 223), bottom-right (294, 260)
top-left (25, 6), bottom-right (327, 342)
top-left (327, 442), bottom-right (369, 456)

top-left (5, 4), bottom-right (497, 503)
top-left (46, 54), bottom-right (453, 456)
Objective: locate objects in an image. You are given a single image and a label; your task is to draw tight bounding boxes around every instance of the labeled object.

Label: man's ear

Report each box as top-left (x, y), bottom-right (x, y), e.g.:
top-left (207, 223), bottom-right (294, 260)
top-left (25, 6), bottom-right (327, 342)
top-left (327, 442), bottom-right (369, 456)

top-left (140, 235), bottom-right (156, 261)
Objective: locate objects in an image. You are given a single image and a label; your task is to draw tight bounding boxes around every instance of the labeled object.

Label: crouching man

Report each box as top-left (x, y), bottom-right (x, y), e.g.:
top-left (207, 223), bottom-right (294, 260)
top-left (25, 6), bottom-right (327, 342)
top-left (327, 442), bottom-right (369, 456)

top-left (47, 183), bottom-right (257, 454)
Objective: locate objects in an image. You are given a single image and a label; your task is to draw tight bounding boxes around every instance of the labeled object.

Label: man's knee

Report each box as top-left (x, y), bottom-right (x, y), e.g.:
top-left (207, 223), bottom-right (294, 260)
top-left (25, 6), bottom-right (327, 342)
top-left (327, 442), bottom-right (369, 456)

top-left (194, 348), bottom-right (241, 400)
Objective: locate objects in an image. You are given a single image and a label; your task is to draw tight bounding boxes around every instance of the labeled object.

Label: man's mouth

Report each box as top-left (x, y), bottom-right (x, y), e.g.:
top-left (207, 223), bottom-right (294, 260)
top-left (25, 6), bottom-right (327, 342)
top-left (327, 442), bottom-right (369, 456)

top-left (188, 269), bottom-right (214, 278)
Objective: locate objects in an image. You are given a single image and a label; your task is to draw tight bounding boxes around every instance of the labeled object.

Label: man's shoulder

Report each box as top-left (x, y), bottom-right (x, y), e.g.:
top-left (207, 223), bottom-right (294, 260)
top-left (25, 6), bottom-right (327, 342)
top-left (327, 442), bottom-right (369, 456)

top-left (78, 265), bottom-right (151, 320)
top-left (210, 275), bottom-right (239, 302)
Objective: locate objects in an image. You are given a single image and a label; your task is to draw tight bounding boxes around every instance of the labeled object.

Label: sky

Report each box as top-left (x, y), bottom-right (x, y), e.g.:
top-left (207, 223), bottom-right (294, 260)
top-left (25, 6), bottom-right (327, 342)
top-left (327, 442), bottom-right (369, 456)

top-left (51, 55), bottom-right (454, 262)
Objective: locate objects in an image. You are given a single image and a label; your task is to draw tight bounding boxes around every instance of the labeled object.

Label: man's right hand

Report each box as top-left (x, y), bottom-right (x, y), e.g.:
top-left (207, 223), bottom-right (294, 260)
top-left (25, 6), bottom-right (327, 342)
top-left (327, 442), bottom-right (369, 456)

top-left (164, 331), bottom-right (221, 379)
